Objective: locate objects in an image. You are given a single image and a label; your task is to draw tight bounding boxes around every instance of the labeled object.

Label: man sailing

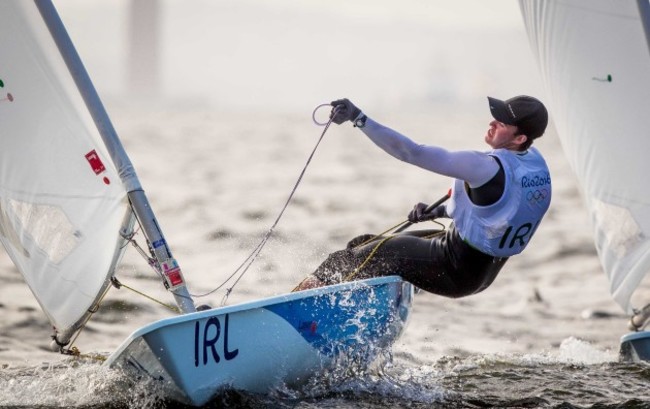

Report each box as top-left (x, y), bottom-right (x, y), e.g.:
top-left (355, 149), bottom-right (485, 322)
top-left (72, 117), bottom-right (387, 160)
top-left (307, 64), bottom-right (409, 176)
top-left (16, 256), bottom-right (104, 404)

top-left (295, 96), bottom-right (552, 298)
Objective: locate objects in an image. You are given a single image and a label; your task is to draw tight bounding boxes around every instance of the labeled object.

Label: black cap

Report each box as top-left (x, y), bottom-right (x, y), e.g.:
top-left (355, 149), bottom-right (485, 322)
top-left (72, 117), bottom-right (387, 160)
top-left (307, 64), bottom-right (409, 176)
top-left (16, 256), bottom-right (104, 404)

top-left (487, 95), bottom-right (548, 140)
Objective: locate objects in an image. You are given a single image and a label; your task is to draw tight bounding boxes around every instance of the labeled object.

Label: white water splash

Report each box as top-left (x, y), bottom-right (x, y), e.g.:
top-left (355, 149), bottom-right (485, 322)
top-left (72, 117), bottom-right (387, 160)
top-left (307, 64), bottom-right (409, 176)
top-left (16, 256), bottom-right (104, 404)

top-left (0, 359), bottom-right (165, 408)
top-left (477, 336), bottom-right (617, 367)
top-left (555, 336), bottom-right (616, 365)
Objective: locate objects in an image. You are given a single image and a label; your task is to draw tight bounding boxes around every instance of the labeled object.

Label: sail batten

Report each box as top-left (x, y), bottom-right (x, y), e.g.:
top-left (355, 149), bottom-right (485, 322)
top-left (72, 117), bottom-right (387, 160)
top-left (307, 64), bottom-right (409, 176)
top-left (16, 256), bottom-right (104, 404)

top-left (520, 0), bottom-right (650, 313)
top-left (638, 0), bottom-right (650, 55)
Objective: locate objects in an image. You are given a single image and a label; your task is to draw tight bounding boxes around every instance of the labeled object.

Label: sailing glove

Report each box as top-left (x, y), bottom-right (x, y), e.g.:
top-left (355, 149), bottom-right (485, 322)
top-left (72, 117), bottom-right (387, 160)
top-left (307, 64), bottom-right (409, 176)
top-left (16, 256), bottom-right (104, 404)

top-left (408, 203), bottom-right (448, 223)
top-left (330, 98), bottom-right (362, 125)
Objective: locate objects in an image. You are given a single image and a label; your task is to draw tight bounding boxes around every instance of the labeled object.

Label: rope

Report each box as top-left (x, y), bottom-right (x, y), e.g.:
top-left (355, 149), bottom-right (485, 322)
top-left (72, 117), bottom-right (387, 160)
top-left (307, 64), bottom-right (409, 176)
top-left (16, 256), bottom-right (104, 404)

top-left (344, 235), bottom-right (393, 281)
top-left (344, 222), bottom-right (447, 281)
top-left (111, 277), bottom-right (180, 313)
top-left (352, 220), bottom-right (409, 248)
top-left (190, 105), bottom-right (342, 304)
top-left (122, 229), bottom-right (160, 275)
top-left (341, 193), bottom-right (451, 280)
top-left (62, 346), bottom-right (107, 362)
top-left (58, 276), bottom-right (179, 359)
top-left (59, 280), bottom-right (114, 357)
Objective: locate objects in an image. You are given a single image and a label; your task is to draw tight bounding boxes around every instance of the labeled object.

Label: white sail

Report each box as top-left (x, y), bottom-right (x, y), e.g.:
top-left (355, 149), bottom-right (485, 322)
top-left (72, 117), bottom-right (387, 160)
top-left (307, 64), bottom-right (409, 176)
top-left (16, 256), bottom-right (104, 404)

top-left (520, 0), bottom-right (650, 313)
top-left (0, 2), bottom-right (133, 333)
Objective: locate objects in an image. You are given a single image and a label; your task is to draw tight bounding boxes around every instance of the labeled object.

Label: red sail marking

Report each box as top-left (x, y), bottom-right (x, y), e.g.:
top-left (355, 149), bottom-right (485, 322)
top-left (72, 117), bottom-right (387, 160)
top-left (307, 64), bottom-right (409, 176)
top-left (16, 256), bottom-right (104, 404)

top-left (85, 150), bottom-right (106, 175)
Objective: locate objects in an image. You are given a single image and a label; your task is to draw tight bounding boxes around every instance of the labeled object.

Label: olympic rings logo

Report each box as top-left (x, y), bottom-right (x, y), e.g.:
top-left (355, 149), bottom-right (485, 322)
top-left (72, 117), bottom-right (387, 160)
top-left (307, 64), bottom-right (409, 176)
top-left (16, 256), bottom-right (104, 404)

top-left (526, 189), bottom-right (549, 203)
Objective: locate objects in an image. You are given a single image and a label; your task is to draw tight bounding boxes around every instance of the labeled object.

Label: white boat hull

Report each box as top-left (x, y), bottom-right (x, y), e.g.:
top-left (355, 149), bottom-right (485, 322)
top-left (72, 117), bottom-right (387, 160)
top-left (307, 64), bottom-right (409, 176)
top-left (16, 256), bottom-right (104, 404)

top-left (105, 276), bottom-right (413, 406)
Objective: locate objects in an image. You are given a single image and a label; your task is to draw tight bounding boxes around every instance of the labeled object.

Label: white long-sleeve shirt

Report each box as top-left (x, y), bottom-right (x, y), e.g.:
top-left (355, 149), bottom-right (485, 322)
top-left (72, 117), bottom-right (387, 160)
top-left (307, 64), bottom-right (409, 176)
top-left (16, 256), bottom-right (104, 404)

top-left (361, 117), bottom-right (500, 188)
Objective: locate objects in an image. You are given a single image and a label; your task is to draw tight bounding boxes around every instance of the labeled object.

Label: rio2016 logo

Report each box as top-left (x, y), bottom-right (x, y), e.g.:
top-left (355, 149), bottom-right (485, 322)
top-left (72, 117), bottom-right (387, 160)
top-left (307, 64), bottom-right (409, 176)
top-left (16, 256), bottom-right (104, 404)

top-left (0, 78), bottom-right (14, 103)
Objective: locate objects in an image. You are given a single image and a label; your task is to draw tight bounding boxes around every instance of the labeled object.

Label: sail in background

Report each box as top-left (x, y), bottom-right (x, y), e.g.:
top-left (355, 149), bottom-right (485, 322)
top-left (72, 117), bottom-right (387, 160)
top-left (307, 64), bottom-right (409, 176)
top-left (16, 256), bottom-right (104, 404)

top-left (520, 0), bottom-right (650, 313)
top-left (0, 1), bottom-right (133, 333)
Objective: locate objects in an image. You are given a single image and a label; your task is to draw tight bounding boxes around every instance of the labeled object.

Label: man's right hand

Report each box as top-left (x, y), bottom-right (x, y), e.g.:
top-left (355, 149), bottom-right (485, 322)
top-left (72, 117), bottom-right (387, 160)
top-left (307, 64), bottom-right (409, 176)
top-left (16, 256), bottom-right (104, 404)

top-left (330, 98), bottom-right (362, 125)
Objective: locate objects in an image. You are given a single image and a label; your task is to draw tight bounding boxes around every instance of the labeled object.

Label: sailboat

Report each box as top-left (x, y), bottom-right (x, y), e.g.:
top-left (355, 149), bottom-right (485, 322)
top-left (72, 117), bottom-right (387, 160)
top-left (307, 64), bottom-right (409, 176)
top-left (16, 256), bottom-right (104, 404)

top-left (0, 1), bottom-right (413, 406)
top-left (519, 0), bottom-right (650, 361)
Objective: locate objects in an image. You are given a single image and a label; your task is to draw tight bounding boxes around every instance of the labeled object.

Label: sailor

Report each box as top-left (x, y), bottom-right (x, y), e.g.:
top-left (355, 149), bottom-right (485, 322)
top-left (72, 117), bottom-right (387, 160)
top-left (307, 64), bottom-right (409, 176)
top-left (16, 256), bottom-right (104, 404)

top-left (295, 96), bottom-right (552, 297)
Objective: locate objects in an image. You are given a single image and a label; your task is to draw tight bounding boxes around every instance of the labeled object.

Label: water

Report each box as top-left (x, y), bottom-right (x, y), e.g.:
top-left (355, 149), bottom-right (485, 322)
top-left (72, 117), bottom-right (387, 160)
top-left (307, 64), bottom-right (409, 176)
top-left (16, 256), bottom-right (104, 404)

top-left (0, 107), bottom-right (643, 408)
top-left (3, 2), bottom-right (646, 407)
top-left (1, 338), bottom-right (649, 408)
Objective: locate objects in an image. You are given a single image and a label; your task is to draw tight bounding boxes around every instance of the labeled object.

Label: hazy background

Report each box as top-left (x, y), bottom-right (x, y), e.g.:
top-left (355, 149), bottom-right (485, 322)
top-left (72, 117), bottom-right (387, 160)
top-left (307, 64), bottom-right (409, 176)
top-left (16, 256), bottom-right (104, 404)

top-left (55, 0), bottom-right (544, 115)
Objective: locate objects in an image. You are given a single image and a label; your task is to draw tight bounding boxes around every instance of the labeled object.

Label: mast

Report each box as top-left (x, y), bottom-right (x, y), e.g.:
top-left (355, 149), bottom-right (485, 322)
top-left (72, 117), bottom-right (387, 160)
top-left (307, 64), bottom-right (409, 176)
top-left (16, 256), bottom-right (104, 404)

top-left (34, 0), bottom-right (196, 315)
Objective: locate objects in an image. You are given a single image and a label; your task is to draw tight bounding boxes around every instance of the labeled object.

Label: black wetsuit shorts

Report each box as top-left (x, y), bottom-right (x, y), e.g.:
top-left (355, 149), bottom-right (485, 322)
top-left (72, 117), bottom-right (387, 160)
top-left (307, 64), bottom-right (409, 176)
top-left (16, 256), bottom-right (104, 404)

top-left (312, 225), bottom-right (508, 298)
